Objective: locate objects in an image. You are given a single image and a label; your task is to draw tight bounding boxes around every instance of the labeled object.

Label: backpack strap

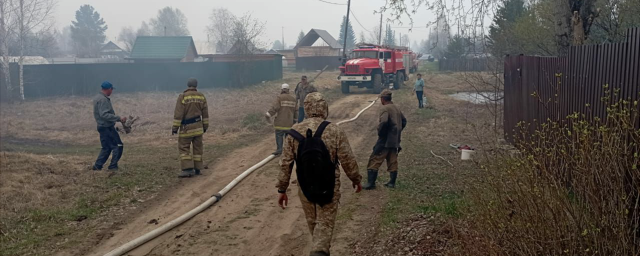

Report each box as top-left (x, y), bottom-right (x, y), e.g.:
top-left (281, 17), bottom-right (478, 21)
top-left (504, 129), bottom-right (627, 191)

top-left (287, 129), bottom-right (305, 142)
top-left (314, 121), bottom-right (331, 138)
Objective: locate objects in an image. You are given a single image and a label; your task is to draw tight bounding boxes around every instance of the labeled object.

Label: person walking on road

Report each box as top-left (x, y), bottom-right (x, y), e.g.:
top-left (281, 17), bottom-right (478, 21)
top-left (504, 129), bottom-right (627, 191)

top-left (277, 92), bottom-right (362, 256)
top-left (265, 83), bottom-right (297, 155)
top-left (294, 75), bottom-right (317, 123)
top-left (92, 81), bottom-right (126, 171)
top-left (172, 78), bottom-right (209, 178)
top-left (413, 73), bottom-right (425, 108)
top-left (364, 89), bottom-right (407, 189)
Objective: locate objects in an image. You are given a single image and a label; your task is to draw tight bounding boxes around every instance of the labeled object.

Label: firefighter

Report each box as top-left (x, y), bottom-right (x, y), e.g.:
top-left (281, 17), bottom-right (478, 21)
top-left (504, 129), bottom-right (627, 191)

top-left (172, 78), bottom-right (209, 178)
top-left (294, 75), bottom-right (317, 123)
top-left (265, 83), bottom-right (297, 155)
top-left (277, 92), bottom-right (362, 256)
top-left (92, 81), bottom-right (126, 171)
top-left (364, 89), bottom-right (407, 189)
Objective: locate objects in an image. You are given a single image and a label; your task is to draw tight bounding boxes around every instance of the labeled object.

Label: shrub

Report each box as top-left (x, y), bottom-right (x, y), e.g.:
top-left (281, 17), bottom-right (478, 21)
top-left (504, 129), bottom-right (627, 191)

top-left (473, 98), bottom-right (640, 255)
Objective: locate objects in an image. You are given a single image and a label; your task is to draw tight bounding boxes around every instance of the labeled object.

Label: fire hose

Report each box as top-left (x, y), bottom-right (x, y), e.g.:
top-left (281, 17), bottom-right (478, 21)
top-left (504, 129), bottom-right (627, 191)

top-left (103, 98), bottom-right (378, 256)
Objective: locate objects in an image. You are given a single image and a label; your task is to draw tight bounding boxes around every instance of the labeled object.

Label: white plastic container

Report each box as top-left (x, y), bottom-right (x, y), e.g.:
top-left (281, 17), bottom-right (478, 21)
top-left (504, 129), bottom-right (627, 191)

top-left (461, 149), bottom-right (475, 160)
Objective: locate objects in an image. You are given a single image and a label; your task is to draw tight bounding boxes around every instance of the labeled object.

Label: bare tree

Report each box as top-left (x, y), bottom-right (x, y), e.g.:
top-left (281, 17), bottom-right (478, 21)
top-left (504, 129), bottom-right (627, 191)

top-left (150, 7), bottom-right (189, 36)
top-left (13, 0), bottom-right (55, 100)
top-left (118, 26), bottom-right (136, 52)
top-left (231, 13), bottom-right (266, 55)
top-left (206, 8), bottom-right (236, 53)
top-left (0, 0), bottom-right (14, 98)
top-left (229, 13), bottom-right (266, 86)
top-left (367, 25), bottom-right (381, 44)
top-left (138, 21), bottom-right (151, 36)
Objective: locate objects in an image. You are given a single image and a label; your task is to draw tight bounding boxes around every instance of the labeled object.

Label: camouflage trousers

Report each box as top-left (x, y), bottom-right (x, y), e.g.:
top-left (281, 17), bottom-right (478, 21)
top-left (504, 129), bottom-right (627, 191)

top-left (367, 147), bottom-right (399, 172)
top-left (178, 135), bottom-right (203, 171)
top-left (298, 187), bottom-right (340, 254)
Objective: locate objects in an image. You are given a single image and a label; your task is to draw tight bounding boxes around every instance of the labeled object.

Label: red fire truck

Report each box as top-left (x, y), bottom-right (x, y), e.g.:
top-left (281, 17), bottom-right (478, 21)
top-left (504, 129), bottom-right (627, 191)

top-left (338, 44), bottom-right (417, 94)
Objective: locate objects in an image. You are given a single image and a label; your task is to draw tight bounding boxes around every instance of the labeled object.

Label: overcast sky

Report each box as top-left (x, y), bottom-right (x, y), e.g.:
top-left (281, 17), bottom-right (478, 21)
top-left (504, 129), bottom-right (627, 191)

top-left (54, 0), bottom-right (438, 53)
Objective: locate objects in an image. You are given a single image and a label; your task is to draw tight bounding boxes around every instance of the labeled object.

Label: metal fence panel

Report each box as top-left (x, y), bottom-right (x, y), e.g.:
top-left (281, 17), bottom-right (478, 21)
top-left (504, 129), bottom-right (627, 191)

top-left (2, 55), bottom-right (282, 99)
top-left (503, 28), bottom-right (640, 143)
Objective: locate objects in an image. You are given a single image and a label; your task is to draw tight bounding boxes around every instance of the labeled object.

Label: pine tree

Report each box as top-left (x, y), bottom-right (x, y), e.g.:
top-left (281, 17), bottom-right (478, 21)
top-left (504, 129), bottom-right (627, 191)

top-left (338, 15), bottom-right (356, 51)
top-left (297, 31), bottom-right (305, 45)
top-left (383, 24), bottom-right (395, 46)
top-left (71, 5), bottom-right (108, 57)
top-left (487, 0), bottom-right (526, 57)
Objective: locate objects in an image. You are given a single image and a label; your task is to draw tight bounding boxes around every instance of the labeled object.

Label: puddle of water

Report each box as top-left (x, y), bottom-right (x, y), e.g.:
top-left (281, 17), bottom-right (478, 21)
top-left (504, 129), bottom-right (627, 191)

top-left (449, 92), bottom-right (503, 104)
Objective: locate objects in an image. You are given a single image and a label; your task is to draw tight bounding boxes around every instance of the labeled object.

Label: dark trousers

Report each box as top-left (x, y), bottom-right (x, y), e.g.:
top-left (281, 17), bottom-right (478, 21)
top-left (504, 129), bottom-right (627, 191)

top-left (94, 126), bottom-right (123, 170)
top-left (298, 107), bottom-right (305, 123)
top-left (416, 91), bottom-right (424, 108)
top-left (274, 130), bottom-right (288, 154)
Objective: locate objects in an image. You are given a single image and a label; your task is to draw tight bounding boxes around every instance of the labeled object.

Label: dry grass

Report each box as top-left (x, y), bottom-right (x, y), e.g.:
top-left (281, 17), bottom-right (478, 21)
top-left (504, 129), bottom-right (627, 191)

top-left (0, 70), bottom-right (341, 147)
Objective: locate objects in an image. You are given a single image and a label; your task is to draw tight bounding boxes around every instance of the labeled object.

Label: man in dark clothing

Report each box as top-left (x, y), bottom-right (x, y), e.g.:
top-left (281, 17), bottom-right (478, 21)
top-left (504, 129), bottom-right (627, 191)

top-left (92, 81), bottom-right (126, 171)
top-left (364, 89), bottom-right (407, 189)
top-left (294, 75), bottom-right (318, 123)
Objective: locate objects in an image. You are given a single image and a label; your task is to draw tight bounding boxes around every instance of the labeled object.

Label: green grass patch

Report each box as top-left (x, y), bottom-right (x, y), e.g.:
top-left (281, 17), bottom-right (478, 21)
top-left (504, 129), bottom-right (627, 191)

top-left (242, 113), bottom-right (267, 131)
top-left (421, 61), bottom-right (440, 72)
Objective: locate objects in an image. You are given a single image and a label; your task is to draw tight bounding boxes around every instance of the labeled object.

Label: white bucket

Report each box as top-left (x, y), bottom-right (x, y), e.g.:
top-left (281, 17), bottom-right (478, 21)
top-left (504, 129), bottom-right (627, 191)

top-left (461, 149), bottom-right (475, 160)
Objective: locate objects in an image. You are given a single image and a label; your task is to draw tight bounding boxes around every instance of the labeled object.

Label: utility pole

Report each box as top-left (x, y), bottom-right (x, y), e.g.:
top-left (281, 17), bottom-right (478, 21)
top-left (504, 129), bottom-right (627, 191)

top-left (342, 0), bottom-right (351, 65)
top-left (282, 27), bottom-right (285, 50)
top-left (378, 13), bottom-right (383, 45)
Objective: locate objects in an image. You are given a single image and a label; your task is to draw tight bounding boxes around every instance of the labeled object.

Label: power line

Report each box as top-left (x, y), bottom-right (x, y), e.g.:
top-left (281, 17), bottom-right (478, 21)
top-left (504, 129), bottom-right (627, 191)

top-left (349, 10), bottom-right (371, 33)
top-left (317, 0), bottom-right (346, 5)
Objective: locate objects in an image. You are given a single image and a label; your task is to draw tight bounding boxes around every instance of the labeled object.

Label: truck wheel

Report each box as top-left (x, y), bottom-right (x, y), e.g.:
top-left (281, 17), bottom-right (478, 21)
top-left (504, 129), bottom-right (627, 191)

top-left (372, 73), bottom-right (383, 94)
top-left (341, 81), bottom-right (350, 94)
top-left (394, 72), bottom-right (404, 89)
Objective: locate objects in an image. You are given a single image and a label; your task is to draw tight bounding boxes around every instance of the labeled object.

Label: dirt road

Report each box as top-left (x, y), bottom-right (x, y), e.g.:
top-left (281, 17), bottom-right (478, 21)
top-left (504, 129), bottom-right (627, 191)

top-left (87, 93), bottom-right (385, 256)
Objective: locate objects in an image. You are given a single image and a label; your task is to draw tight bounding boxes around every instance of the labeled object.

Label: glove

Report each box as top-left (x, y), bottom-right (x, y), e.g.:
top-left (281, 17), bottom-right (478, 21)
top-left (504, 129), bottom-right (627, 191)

top-left (204, 128), bottom-right (207, 133)
top-left (172, 128), bottom-right (178, 135)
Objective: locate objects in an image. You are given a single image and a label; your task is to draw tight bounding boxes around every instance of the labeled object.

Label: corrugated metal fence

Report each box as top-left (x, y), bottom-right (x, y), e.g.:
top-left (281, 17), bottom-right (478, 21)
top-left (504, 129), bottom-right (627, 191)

top-left (504, 28), bottom-right (640, 143)
top-left (439, 58), bottom-right (495, 72)
top-left (0, 54), bottom-right (282, 100)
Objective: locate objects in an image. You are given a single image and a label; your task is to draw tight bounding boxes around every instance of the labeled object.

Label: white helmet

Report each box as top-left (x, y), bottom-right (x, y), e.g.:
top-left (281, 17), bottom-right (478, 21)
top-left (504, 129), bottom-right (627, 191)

top-left (281, 83), bottom-right (290, 89)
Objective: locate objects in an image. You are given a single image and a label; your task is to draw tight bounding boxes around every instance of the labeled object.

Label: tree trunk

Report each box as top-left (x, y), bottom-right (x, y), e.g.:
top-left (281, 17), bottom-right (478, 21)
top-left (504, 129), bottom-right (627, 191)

top-left (18, 0), bottom-right (24, 100)
top-left (555, 0), bottom-right (598, 54)
top-left (0, 0), bottom-right (12, 99)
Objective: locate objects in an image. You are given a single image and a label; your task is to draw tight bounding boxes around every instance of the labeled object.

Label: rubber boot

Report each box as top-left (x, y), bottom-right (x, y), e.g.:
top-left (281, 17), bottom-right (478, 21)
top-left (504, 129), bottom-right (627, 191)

top-left (178, 169), bottom-right (195, 178)
top-left (384, 171), bottom-right (398, 188)
top-left (363, 170), bottom-right (378, 190)
top-left (309, 251), bottom-right (329, 256)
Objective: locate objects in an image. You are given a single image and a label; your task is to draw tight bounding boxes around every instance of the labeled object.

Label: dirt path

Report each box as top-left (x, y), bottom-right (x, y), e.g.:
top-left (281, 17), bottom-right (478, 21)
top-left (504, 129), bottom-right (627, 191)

top-left (88, 93), bottom-right (383, 256)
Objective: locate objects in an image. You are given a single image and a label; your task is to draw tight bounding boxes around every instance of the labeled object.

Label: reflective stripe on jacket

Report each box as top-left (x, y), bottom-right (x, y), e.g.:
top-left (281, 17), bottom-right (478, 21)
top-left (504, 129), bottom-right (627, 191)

top-left (267, 91), bottom-right (297, 130)
top-left (173, 88), bottom-right (209, 138)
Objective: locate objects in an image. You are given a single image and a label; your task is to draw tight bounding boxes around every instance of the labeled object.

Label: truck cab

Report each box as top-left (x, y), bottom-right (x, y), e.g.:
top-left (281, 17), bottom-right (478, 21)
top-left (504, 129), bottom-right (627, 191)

top-left (338, 44), bottom-right (411, 94)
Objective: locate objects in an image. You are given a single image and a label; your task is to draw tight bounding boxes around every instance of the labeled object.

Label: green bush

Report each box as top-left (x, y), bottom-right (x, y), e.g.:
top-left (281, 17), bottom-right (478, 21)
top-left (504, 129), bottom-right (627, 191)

top-left (473, 97), bottom-right (640, 255)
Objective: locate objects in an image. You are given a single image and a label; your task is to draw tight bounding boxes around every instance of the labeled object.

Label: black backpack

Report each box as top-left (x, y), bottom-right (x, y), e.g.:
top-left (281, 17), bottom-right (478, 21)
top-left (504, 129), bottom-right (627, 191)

top-left (287, 121), bottom-right (337, 206)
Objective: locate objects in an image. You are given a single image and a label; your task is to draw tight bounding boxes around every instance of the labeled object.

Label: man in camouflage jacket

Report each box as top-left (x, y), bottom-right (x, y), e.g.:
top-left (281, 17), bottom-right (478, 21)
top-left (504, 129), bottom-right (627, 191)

top-left (276, 92), bottom-right (362, 256)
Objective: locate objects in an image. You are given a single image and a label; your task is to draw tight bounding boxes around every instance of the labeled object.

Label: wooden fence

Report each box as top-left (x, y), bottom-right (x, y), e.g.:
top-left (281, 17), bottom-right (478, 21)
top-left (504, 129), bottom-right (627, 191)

top-left (503, 28), bottom-right (640, 143)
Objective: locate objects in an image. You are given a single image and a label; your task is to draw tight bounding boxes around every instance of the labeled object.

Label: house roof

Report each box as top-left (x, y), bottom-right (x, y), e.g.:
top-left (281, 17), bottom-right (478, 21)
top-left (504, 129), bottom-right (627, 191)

top-left (101, 41), bottom-right (125, 52)
top-left (129, 36), bottom-right (197, 59)
top-left (295, 29), bottom-right (341, 49)
top-left (8, 56), bottom-right (49, 65)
